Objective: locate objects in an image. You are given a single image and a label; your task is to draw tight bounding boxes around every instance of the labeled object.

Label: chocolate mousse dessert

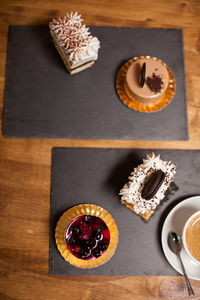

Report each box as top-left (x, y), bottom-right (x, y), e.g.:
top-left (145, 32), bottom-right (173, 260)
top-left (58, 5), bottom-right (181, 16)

top-left (119, 153), bottom-right (176, 222)
top-left (124, 57), bottom-right (169, 105)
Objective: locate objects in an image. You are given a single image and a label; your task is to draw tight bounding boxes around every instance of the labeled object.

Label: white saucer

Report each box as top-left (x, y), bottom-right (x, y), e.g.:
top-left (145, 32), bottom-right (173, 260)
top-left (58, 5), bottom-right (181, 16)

top-left (161, 196), bottom-right (200, 281)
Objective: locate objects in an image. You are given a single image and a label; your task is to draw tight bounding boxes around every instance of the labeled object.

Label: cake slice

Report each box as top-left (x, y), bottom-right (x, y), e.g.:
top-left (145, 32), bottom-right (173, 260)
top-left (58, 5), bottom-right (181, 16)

top-left (119, 153), bottom-right (176, 222)
top-left (49, 12), bottom-right (100, 74)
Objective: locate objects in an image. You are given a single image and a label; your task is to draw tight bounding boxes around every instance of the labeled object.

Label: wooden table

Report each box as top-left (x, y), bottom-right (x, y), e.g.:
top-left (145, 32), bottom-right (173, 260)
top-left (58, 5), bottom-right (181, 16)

top-left (0, 0), bottom-right (200, 299)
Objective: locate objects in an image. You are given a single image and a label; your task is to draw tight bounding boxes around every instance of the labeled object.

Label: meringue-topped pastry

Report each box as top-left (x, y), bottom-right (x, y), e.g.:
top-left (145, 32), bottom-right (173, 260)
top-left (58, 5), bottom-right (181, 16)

top-left (119, 153), bottom-right (176, 221)
top-left (49, 12), bottom-right (100, 74)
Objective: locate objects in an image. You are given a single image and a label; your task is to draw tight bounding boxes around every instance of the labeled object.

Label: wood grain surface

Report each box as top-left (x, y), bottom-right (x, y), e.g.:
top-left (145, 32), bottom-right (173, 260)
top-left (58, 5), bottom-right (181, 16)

top-left (0, 0), bottom-right (200, 299)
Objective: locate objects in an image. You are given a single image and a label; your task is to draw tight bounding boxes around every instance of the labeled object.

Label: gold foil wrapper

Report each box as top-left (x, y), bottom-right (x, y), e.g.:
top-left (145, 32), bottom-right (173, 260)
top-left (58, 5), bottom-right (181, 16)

top-left (116, 56), bottom-right (176, 112)
top-left (55, 204), bottom-right (119, 269)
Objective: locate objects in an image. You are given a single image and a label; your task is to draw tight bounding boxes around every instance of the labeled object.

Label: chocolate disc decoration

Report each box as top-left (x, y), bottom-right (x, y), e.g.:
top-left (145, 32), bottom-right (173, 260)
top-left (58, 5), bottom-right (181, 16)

top-left (140, 62), bottom-right (146, 87)
top-left (141, 170), bottom-right (166, 200)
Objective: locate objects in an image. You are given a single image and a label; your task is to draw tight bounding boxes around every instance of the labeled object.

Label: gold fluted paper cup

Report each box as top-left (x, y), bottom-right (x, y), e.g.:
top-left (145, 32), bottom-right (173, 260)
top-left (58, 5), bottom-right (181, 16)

top-left (116, 56), bottom-right (176, 112)
top-left (55, 204), bottom-right (119, 269)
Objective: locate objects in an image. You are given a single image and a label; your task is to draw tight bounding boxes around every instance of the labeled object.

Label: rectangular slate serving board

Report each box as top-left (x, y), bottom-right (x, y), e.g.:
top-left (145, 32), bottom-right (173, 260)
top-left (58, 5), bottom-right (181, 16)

top-left (50, 148), bottom-right (200, 275)
top-left (3, 26), bottom-right (188, 140)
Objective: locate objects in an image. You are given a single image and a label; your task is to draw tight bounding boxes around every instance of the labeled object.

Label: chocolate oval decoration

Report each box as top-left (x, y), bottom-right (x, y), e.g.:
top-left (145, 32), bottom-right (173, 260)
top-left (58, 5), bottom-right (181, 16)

top-left (140, 62), bottom-right (146, 87)
top-left (141, 170), bottom-right (166, 200)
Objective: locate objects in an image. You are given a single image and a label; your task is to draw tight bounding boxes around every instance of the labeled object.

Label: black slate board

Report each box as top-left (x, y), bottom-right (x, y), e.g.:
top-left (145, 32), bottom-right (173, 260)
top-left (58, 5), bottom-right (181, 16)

top-left (3, 26), bottom-right (188, 140)
top-left (50, 148), bottom-right (200, 276)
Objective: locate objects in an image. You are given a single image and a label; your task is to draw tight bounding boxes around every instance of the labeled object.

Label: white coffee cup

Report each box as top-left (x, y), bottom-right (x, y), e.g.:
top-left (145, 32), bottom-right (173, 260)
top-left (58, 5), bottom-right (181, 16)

top-left (182, 210), bottom-right (200, 265)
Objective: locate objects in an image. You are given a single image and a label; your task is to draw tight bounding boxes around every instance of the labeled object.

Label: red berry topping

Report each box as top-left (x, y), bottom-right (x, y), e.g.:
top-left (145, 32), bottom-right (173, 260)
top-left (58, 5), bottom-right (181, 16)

top-left (79, 231), bottom-right (91, 240)
top-left (103, 229), bottom-right (110, 240)
top-left (80, 222), bottom-right (89, 232)
top-left (98, 241), bottom-right (108, 251)
top-left (92, 223), bottom-right (99, 231)
top-left (84, 215), bottom-right (92, 223)
top-left (72, 245), bottom-right (81, 253)
top-left (93, 249), bottom-right (102, 258)
top-left (70, 226), bottom-right (80, 235)
top-left (66, 215), bottom-right (110, 260)
top-left (93, 230), bottom-right (103, 241)
top-left (68, 236), bottom-right (78, 246)
top-left (80, 248), bottom-right (91, 259)
top-left (86, 238), bottom-right (97, 249)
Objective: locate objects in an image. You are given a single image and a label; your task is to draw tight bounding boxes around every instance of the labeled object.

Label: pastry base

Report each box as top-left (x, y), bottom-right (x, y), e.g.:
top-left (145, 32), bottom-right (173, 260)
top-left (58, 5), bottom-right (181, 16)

top-left (121, 200), bottom-right (154, 222)
top-left (116, 56), bottom-right (176, 112)
top-left (121, 179), bottom-right (173, 222)
top-left (50, 30), bottom-right (94, 74)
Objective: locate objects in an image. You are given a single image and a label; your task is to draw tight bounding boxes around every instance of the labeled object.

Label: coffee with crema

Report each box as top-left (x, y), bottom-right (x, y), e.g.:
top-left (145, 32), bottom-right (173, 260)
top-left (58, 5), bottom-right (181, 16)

top-left (185, 214), bottom-right (200, 262)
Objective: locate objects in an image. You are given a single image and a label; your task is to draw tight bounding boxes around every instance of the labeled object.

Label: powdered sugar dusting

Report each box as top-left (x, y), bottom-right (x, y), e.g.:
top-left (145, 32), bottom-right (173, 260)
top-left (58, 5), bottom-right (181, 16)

top-left (119, 153), bottom-right (176, 214)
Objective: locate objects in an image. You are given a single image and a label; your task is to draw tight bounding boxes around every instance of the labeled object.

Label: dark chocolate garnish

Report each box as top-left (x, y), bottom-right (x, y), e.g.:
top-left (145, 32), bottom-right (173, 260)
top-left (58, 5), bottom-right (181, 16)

top-left (145, 73), bottom-right (164, 93)
top-left (141, 170), bottom-right (166, 200)
top-left (140, 181), bottom-right (179, 223)
top-left (140, 63), bottom-right (146, 87)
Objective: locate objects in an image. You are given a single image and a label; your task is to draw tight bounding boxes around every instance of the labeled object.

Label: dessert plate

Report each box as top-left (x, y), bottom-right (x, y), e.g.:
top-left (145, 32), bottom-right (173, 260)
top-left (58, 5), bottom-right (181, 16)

top-left (161, 196), bottom-right (200, 280)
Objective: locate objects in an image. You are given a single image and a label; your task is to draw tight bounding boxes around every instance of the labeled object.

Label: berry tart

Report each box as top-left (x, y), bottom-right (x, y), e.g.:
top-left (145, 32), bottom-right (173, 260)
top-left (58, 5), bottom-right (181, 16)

top-left (55, 204), bottom-right (118, 268)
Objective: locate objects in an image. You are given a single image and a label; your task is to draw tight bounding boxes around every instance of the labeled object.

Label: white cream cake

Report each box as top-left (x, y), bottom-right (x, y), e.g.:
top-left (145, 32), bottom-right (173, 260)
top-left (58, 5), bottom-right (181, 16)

top-left (49, 12), bottom-right (100, 74)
